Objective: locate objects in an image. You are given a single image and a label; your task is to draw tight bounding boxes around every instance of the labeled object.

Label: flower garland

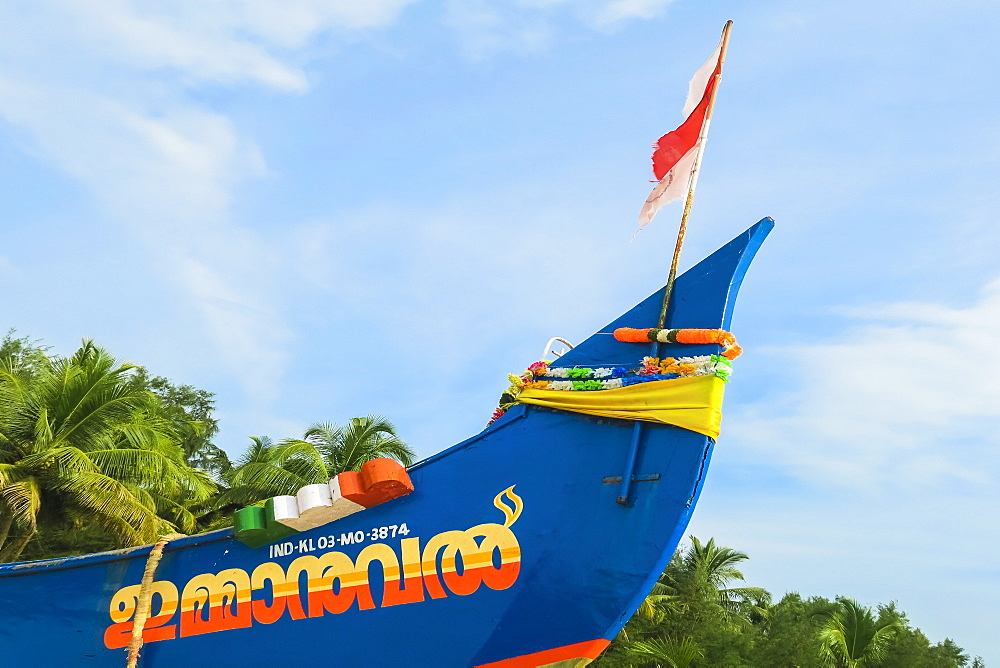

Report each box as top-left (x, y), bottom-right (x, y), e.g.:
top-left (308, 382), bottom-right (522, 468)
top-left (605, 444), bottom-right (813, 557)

top-left (637, 355), bottom-right (733, 381)
top-left (486, 353), bottom-right (734, 425)
top-left (488, 360), bottom-right (554, 425)
top-left (612, 327), bottom-right (742, 360)
top-left (533, 355), bottom-right (732, 386)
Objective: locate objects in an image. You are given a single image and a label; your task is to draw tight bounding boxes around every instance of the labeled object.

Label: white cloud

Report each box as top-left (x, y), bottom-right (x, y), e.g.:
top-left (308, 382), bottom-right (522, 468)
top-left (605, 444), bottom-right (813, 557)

top-left (444, 0), bottom-right (554, 58)
top-left (728, 278), bottom-right (1000, 490)
top-left (0, 78), bottom-right (259, 220)
top-left (0, 0), bottom-right (416, 403)
top-left (288, 193), bottom-right (625, 362)
top-left (0, 74), bottom-right (285, 399)
top-left (442, 0), bottom-right (679, 57)
top-left (593, 0), bottom-right (675, 25)
top-left (72, 2), bottom-right (306, 91)
top-left (44, 0), bottom-right (420, 90)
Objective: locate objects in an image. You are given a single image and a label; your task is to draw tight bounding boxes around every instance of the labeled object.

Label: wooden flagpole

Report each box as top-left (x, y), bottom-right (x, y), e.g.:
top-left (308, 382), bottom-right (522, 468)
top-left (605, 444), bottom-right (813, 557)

top-left (655, 20), bottom-right (733, 330)
top-left (615, 21), bottom-right (733, 506)
top-left (618, 22), bottom-right (734, 508)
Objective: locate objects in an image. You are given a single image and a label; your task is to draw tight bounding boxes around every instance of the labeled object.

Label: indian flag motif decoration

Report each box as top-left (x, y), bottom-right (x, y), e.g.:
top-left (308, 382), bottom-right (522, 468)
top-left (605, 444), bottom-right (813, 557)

top-left (233, 458), bottom-right (414, 548)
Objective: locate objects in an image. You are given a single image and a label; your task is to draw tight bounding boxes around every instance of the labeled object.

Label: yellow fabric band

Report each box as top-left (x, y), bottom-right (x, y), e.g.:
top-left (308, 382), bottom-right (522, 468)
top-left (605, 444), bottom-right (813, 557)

top-left (516, 374), bottom-right (725, 439)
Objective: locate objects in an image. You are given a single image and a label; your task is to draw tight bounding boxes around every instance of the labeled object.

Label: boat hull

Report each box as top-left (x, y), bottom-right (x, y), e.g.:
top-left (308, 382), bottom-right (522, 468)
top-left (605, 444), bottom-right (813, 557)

top-left (0, 219), bottom-right (773, 667)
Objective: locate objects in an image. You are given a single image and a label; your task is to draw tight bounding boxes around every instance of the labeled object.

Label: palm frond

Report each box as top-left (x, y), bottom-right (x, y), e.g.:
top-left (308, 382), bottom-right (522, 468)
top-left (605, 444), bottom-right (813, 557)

top-left (226, 461), bottom-right (315, 497)
top-left (53, 471), bottom-right (168, 545)
top-left (0, 478), bottom-right (41, 526)
top-left (84, 447), bottom-right (215, 501)
top-left (309, 415), bottom-right (415, 474)
top-left (629, 636), bottom-right (704, 668)
top-left (214, 484), bottom-right (275, 508)
top-left (819, 597), bottom-right (901, 667)
top-left (269, 440), bottom-right (328, 479)
top-left (20, 446), bottom-right (99, 475)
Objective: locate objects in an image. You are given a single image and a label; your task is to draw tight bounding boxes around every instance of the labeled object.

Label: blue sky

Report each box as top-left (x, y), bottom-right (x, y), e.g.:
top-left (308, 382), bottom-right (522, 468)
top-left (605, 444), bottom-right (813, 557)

top-left (2, 0), bottom-right (998, 661)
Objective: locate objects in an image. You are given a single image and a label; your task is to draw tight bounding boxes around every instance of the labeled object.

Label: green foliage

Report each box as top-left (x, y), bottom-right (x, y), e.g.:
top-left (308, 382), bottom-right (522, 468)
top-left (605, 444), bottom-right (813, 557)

top-left (0, 330), bottom-right (49, 373)
top-left (597, 537), bottom-right (767, 668)
top-left (752, 593), bottom-right (835, 667)
top-left (876, 603), bottom-right (969, 668)
top-left (595, 537), bottom-right (979, 668)
top-left (129, 368), bottom-right (230, 479)
top-left (0, 335), bottom-right (217, 561)
top-left (0, 331), bottom-right (418, 554)
top-left (18, 522), bottom-right (133, 561)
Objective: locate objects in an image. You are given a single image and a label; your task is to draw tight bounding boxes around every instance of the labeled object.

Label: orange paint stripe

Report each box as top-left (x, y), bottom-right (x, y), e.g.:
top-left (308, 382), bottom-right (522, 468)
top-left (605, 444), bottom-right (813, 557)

top-left (437, 560), bottom-right (522, 576)
top-left (445, 553), bottom-right (494, 568)
top-left (271, 582), bottom-right (299, 596)
top-left (306, 573), bottom-right (369, 589)
top-left (474, 639), bottom-right (611, 668)
top-left (427, 550), bottom-right (522, 572)
top-left (109, 604), bottom-right (179, 625)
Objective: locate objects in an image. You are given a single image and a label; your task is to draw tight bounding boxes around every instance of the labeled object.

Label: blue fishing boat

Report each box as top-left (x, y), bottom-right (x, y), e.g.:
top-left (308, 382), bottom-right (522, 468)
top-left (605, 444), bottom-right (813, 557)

top-left (0, 218), bottom-right (772, 667)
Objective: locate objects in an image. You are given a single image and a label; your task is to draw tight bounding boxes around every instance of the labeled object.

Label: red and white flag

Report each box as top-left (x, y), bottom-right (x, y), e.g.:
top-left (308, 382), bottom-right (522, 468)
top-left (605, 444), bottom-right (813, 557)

top-left (637, 41), bottom-right (724, 228)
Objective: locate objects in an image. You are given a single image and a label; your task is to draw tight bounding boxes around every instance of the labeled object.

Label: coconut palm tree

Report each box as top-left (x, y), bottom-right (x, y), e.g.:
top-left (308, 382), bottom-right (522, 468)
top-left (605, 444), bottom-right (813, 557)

top-left (0, 340), bottom-right (215, 562)
top-left (818, 597), bottom-right (901, 667)
top-left (295, 416), bottom-right (415, 476)
top-left (218, 436), bottom-right (329, 507)
top-left (662, 536), bottom-right (770, 629)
